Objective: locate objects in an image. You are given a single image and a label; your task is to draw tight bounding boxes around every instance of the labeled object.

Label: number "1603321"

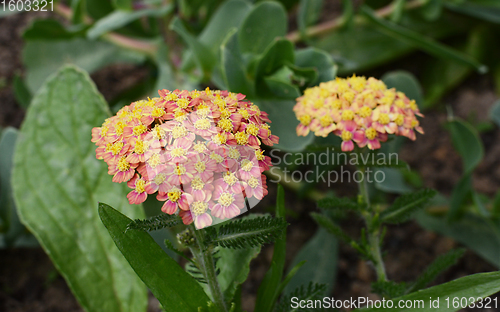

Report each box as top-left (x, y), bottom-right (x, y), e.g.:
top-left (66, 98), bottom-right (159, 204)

top-left (1, 0), bottom-right (54, 12)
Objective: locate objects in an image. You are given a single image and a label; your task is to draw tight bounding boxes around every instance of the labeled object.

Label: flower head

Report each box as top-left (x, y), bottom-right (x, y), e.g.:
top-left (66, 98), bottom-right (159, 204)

top-left (294, 76), bottom-right (424, 151)
top-left (92, 88), bottom-right (278, 228)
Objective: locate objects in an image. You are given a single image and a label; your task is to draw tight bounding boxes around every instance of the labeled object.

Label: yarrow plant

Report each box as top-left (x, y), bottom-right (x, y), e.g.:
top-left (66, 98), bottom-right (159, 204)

top-left (92, 87), bottom-right (278, 229)
top-left (294, 76), bottom-right (424, 151)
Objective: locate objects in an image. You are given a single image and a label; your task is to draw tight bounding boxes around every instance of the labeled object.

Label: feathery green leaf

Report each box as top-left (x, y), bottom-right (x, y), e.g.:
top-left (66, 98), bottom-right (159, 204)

top-left (127, 214), bottom-right (183, 232)
top-left (317, 195), bottom-right (359, 211)
top-left (406, 248), bottom-right (466, 294)
top-left (380, 189), bottom-right (437, 224)
top-left (275, 282), bottom-right (327, 312)
top-left (371, 280), bottom-right (407, 299)
top-left (311, 212), bottom-right (353, 244)
top-left (206, 216), bottom-right (288, 249)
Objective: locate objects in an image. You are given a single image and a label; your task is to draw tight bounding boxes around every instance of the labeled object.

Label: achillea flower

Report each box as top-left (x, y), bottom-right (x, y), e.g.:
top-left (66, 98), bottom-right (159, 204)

top-left (294, 76), bottom-right (424, 151)
top-left (92, 88), bottom-right (278, 229)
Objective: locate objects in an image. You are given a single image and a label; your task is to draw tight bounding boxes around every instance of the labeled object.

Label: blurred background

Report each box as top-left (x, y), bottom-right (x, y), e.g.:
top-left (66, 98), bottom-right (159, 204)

top-left (1, 0), bottom-right (500, 311)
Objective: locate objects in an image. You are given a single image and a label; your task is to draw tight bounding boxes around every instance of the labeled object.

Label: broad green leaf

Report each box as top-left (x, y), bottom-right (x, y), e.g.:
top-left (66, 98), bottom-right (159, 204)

top-left (445, 1), bottom-right (500, 24)
top-left (99, 203), bottom-right (211, 311)
top-left (382, 71), bottom-right (424, 108)
top-left (198, 0), bottom-right (252, 54)
top-left (417, 212), bottom-right (500, 267)
top-left (283, 228), bottom-right (338, 296)
top-left (263, 66), bottom-right (301, 99)
top-left (12, 66), bottom-right (148, 312)
top-left (217, 245), bottom-right (260, 302)
top-left (113, 0), bottom-right (132, 11)
top-left (255, 184), bottom-right (287, 312)
top-left (221, 29), bottom-right (255, 97)
top-left (361, 6), bottom-right (487, 73)
top-left (297, 0), bottom-right (323, 37)
top-left (238, 2), bottom-right (287, 55)
top-left (23, 19), bottom-right (88, 40)
top-left (294, 48), bottom-right (337, 85)
top-left (88, 5), bottom-right (173, 39)
top-left (86, 0), bottom-right (115, 20)
top-left (0, 128), bottom-right (32, 248)
top-left (355, 271), bottom-right (500, 311)
top-left (254, 39), bottom-right (295, 97)
top-left (23, 39), bottom-right (145, 93)
top-left (489, 100), bottom-right (500, 128)
top-left (447, 119), bottom-right (483, 174)
top-left (170, 17), bottom-right (215, 80)
top-left (12, 73), bottom-right (32, 109)
top-left (254, 100), bottom-right (314, 152)
top-left (375, 168), bottom-right (413, 194)
top-left (71, 0), bottom-right (85, 24)
top-left (391, 0), bottom-right (406, 22)
top-left (381, 189), bottom-right (437, 224)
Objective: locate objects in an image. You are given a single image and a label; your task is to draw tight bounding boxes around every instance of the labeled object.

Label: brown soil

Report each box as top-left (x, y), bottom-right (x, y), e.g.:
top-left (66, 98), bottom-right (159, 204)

top-left (1, 7), bottom-right (500, 312)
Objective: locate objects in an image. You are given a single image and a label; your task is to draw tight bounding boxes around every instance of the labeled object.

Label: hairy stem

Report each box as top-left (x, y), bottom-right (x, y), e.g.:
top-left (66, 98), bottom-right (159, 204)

top-left (191, 226), bottom-right (228, 312)
top-left (286, 0), bottom-right (426, 43)
top-left (358, 165), bottom-right (388, 282)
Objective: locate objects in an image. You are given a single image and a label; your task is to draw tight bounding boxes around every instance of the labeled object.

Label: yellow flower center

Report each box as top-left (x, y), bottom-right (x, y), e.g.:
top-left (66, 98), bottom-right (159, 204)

top-left (174, 110), bottom-right (187, 121)
top-left (172, 125), bottom-right (188, 139)
top-left (395, 114), bottom-right (405, 126)
top-left (134, 140), bottom-right (147, 154)
top-left (170, 147), bottom-right (186, 158)
top-left (115, 121), bottom-right (126, 136)
top-left (218, 119), bottom-right (233, 132)
top-left (320, 115), bottom-right (333, 127)
top-left (218, 192), bottom-right (234, 207)
top-left (152, 107), bottom-right (165, 118)
top-left (110, 142), bottom-right (124, 155)
top-left (177, 98), bottom-right (189, 109)
top-left (246, 124), bottom-right (259, 136)
top-left (196, 105), bottom-right (211, 118)
top-left (209, 152), bottom-right (224, 163)
top-left (235, 132), bottom-right (248, 145)
top-left (248, 177), bottom-right (260, 188)
top-left (214, 97), bottom-right (226, 110)
top-left (174, 165), bottom-right (186, 176)
top-left (379, 113), bottom-right (390, 125)
top-left (153, 173), bottom-right (166, 185)
top-left (341, 130), bottom-right (353, 141)
top-left (212, 133), bottom-right (227, 145)
top-left (195, 118), bottom-right (211, 130)
top-left (135, 179), bottom-right (146, 193)
top-left (191, 177), bottom-right (205, 190)
top-left (299, 115), bottom-right (312, 126)
top-left (343, 91), bottom-right (355, 103)
top-left (117, 157), bottom-right (130, 172)
top-left (411, 120), bottom-right (419, 128)
top-left (255, 150), bottom-right (265, 161)
top-left (152, 124), bottom-right (166, 141)
top-left (165, 93), bottom-right (178, 101)
top-left (239, 109), bottom-right (250, 119)
top-left (341, 110), bottom-right (354, 121)
top-left (241, 159), bottom-right (253, 172)
top-left (394, 99), bottom-right (406, 109)
top-left (193, 142), bottom-right (207, 153)
top-left (195, 161), bottom-right (206, 173)
top-left (168, 190), bottom-right (181, 202)
top-left (227, 148), bottom-right (240, 159)
top-left (147, 153), bottom-right (162, 168)
top-left (365, 128), bottom-right (377, 140)
top-left (409, 100), bottom-right (418, 111)
top-left (223, 172), bottom-right (239, 186)
top-left (359, 106), bottom-right (372, 118)
top-left (349, 76), bottom-right (366, 92)
top-left (133, 124), bottom-right (147, 136)
top-left (191, 201), bottom-right (208, 216)
top-left (313, 99), bottom-right (324, 109)
top-left (220, 109), bottom-right (231, 119)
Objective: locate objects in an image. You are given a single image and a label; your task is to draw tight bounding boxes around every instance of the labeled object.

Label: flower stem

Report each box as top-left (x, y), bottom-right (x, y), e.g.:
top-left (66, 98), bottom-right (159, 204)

top-left (358, 165), bottom-right (388, 282)
top-left (191, 226), bottom-right (228, 312)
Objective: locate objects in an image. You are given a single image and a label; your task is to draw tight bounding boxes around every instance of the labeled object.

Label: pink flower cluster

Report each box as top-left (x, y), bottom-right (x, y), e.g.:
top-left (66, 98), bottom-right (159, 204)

top-left (92, 88), bottom-right (278, 229)
top-left (294, 76), bottom-right (424, 151)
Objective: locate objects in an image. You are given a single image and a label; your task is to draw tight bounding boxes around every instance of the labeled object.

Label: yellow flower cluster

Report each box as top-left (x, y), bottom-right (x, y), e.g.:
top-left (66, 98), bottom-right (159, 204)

top-left (294, 76), bottom-right (424, 151)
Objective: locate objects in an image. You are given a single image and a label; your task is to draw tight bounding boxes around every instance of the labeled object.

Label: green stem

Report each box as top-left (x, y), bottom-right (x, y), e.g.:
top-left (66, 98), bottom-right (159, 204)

top-left (191, 226), bottom-right (228, 312)
top-left (358, 165), bottom-right (388, 282)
